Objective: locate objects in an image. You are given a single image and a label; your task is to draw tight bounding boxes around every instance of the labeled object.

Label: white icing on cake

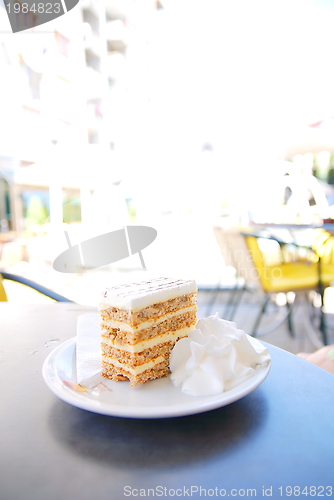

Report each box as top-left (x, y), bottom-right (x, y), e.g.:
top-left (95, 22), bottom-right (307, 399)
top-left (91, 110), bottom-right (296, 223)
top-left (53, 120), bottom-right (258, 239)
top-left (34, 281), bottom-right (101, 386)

top-left (100, 277), bottom-right (197, 311)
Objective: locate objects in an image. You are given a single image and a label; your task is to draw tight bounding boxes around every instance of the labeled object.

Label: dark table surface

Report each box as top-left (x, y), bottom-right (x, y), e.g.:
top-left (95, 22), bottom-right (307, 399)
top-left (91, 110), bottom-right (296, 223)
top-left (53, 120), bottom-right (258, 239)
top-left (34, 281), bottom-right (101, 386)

top-left (1, 303), bottom-right (334, 500)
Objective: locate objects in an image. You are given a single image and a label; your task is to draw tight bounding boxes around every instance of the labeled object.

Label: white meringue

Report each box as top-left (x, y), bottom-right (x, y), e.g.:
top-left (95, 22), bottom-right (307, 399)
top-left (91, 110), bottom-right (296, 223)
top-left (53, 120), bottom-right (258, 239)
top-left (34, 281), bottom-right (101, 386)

top-left (169, 314), bottom-right (271, 396)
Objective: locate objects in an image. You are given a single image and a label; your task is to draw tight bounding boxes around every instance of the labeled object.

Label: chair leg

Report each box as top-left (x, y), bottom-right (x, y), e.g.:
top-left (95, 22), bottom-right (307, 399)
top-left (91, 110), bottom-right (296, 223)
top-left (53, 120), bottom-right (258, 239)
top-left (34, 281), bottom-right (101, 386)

top-left (206, 282), bottom-right (240, 317)
top-left (286, 297), bottom-right (294, 337)
top-left (251, 294), bottom-right (269, 337)
top-left (317, 258), bottom-right (328, 345)
top-left (319, 290), bottom-right (328, 345)
top-left (206, 283), bottom-right (222, 316)
top-left (223, 283), bottom-right (240, 320)
top-left (229, 285), bottom-right (246, 321)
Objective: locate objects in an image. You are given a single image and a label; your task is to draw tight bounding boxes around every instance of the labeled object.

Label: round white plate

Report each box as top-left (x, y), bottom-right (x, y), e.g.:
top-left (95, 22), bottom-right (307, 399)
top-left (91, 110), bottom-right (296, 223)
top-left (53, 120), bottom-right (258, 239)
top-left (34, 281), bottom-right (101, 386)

top-left (42, 337), bottom-right (271, 419)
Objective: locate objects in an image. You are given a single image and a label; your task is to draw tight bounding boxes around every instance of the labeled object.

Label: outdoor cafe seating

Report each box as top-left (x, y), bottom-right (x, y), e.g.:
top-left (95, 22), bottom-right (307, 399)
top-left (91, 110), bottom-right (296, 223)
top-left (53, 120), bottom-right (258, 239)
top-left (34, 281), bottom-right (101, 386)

top-left (213, 225), bottom-right (334, 344)
top-left (0, 271), bottom-right (72, 303)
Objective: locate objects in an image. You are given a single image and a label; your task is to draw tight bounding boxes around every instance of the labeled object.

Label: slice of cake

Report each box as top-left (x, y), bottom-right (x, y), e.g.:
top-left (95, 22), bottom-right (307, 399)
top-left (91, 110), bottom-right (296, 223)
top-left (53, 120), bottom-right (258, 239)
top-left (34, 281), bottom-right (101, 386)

top-left (100, 277), bottom-right (197, 386)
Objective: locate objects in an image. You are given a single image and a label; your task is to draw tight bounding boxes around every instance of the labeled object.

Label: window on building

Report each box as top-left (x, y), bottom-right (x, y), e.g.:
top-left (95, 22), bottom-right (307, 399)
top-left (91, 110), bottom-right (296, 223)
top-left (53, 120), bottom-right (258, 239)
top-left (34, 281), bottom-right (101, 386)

top-left (20, 160), bottom-right (35, 167)
top-left (55, 31), bottom-right (70, 57)
top-left (16, 5), bottom-right (37, 31)
top-left (19, 57), bottom-right (41, 100)
top-left (88, 130), bottom-right (99, 144)
top-left (85, 48), bottom-right (101, 72)
top-left (0, 42), bottom-right (10, 66)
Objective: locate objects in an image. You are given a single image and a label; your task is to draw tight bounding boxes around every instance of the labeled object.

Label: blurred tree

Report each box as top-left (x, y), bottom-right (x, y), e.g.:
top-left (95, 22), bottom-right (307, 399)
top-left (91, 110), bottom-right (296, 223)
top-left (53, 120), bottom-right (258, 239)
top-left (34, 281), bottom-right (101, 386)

top-left (312, 155), bottom-right (320, 179)
top-left (327, 168), bottom-right (334, 185)
top-left (25, 195), bottom-right (48, 228)
top-left (326, 154), bottom-right (334, 184)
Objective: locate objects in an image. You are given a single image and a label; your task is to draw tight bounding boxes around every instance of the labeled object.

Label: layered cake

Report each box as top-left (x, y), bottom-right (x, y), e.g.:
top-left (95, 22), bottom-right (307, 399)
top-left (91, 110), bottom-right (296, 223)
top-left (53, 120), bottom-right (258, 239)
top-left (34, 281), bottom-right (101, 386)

top-left (100, 277), bottom-right (197, 386)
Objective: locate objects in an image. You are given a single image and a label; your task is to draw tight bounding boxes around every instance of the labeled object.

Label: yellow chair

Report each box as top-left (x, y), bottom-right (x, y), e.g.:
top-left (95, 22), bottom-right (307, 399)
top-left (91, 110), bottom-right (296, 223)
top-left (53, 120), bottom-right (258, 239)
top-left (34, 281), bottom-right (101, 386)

top-left (0, 271), bottom-right (73, 303)
top-left (213, 226), bottom-right (334, 344)
top-left (0, 274), bottom-right (8, 301)
top-left (212, 226), bottom-right (253, 320)
top-left (214, 227), bottom-right (289, 334)
top-left (245, 231), bottom-right (334, 344)
top-left (244, 235), bottom-right (319, 293)
top-left (312, 229), bottom-right (334, 266)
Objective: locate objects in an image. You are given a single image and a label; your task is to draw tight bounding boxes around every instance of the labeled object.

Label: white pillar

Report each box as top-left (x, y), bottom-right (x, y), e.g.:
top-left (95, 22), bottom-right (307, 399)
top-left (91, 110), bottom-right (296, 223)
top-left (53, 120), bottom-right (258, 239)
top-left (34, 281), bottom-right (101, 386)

top-left (80, 185), bottom-right (91, 228)
top-left (49, 180), bottom-right (63, 226)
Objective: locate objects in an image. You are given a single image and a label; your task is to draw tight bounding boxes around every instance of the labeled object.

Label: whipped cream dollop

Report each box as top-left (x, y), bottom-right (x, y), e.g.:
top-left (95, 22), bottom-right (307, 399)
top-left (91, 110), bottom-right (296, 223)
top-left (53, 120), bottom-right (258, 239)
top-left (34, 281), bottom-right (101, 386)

top-left (169, 314), bottom-right (271, 396)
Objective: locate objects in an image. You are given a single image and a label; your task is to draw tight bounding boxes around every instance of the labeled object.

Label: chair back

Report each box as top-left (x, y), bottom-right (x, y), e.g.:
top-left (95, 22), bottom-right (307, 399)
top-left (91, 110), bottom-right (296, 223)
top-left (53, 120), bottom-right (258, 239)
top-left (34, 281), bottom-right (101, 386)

top-left (213, 226), bottom-right (262, 290)
top-left (0, 275), bottom-right (8, 301)
top-left (243, 234), bottom-right (269, 289)
top-left (312, 229), bottom-right (334, 263)
top-left (244, 233), bottom-right (320, 294)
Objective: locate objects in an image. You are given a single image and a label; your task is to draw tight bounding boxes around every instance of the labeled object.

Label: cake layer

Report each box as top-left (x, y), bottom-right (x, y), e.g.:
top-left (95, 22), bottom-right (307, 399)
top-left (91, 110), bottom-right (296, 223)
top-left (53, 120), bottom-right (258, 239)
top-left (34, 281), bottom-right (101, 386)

top-left (101, 325), bottom-right (193, 353)
top-left (102, 361), bottom-right (170, 386)
top-left (102, 340), bottom-right (180, 365)
top-left (100, 292), bottom-right (197, 327)
top-left (101, 310), bottom-right (197, 344)
top-left (101, 304), bottom-right (196, 333)
top-left (100, 277), bottom-right (197, 311)
top-left (103, 354), bottom-right (166, 375)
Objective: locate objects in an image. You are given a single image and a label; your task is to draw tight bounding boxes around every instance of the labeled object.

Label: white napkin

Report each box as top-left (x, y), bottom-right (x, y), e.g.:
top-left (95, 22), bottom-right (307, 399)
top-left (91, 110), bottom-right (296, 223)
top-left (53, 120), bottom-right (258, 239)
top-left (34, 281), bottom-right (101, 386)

top-left (76, 313), bottom-right (103, 388)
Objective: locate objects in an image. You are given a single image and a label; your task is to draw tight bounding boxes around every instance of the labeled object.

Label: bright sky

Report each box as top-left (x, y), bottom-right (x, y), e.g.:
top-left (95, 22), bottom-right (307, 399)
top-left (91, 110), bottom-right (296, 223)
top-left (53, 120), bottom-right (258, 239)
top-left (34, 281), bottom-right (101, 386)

top-left (3, 0), bottom-right (334, 218)
top-left (122, 0), bottom-right (334, 214)
top-left (146, 0), bottom-right (334, 155)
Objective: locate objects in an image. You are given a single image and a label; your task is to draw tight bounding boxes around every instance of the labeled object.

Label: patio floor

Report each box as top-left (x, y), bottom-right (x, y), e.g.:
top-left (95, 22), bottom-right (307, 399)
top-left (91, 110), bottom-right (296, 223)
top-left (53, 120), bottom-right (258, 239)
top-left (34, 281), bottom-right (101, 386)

top-left (197, 287), bottom-right (334, 355)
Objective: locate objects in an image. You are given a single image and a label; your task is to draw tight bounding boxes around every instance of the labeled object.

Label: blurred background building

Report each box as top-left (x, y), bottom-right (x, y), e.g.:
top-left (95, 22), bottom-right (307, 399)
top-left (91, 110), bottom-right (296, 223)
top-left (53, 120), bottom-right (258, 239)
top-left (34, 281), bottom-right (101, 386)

top-left (1, 0), bottom-right (334, 309)
top-left (0, 0), bottom-right (161, 234)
